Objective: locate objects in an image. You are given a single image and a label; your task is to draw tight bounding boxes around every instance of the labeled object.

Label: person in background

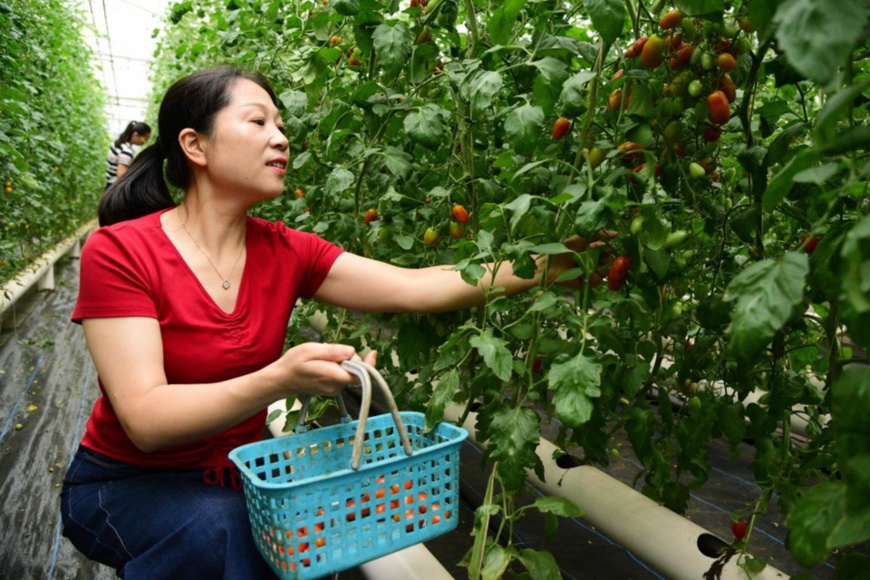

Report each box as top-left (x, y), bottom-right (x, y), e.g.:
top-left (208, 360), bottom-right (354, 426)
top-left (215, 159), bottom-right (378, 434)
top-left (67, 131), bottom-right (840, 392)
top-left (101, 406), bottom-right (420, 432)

top-left (105, 120), bottom-right (151, 189)
top-left (62, 66), bottom-right (588, 579)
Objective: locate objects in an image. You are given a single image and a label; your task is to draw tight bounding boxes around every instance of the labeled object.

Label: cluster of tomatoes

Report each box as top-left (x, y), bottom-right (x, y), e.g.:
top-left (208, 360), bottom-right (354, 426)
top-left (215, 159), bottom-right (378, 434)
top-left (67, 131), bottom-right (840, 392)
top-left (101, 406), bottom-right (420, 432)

top-left (4, 181), bottom-right (11, 195)
top-left (421, 204), bottom-right (469, 246)
top-left (551, 8), bottom-right (754, 195)
top-left (266, 476), bottom-right (448, 573)
top-left (614, 8), bottom-right (752, 186)
top-left (363, 202), bottom-right (470, 247)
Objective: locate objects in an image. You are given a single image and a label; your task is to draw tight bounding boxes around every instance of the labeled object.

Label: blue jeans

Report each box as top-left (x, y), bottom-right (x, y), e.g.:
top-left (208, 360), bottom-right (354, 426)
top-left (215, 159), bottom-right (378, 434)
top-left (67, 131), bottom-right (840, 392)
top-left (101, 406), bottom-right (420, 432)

top-left (60, 446), bottom-right (276, 579)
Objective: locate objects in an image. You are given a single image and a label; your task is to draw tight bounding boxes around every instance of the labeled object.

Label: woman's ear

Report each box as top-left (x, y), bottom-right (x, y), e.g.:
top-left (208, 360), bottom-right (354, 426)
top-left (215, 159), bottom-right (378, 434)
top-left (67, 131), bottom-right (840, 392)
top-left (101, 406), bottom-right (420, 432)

top-left (178, 128), bottom-right (208, 167)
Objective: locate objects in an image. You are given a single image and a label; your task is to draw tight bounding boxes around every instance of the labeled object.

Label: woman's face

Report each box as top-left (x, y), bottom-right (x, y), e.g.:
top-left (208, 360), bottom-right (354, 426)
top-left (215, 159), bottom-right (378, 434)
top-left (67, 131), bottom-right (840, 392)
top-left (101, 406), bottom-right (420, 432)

top-left (132, 132), bottom-right (150, 146)
top-left (200, 79), bottom-right (288, 201)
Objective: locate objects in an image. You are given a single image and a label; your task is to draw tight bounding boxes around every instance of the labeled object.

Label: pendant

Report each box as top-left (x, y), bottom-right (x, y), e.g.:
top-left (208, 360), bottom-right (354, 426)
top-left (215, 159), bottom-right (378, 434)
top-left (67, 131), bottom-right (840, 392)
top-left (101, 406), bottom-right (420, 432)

top-left (222, 281), bottom-right (231, 290)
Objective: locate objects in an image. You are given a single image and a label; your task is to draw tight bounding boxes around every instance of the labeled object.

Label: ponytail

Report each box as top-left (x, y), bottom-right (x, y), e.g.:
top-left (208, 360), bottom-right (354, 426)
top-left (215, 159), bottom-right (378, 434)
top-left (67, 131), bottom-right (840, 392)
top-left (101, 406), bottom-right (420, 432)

top-left (114, 121), bottom-right (152, 148)
top-left (99, 137), bottom-right (175, 226)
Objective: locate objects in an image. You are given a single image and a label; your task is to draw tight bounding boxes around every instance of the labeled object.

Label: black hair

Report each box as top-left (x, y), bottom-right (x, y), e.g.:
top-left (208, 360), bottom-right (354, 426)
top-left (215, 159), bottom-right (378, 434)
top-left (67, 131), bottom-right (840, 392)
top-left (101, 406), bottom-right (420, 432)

top-left (98, 66), bottom-right (278, 227)
top-left (113, 121), bottom-right (152, 148)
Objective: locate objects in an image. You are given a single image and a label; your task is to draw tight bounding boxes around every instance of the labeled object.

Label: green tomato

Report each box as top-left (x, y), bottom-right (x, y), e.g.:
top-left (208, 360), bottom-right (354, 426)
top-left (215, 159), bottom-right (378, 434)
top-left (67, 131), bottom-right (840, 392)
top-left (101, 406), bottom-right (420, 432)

top-left (631, 215), bottom-right (645, 235)
top-left (688, 80), bottom-right (703, 98)
top-left (689, 162), bottom-right (706, 179)
top-left (665, 230), bottom-right (689, 248)
top-left (682, 17), bottom-right (697, 39)
top-left (701, 53), bottom-right (715, 71)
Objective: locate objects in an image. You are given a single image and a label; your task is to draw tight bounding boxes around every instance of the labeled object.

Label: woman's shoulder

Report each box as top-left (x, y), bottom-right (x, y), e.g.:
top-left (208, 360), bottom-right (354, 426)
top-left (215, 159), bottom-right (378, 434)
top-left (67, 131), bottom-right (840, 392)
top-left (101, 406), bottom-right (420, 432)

top-left (85, 211), bottom-right (165, 252)
top-left (246, 216), bottom-right (317, 241)
top-left (246, 216), bottom-right (339, 254)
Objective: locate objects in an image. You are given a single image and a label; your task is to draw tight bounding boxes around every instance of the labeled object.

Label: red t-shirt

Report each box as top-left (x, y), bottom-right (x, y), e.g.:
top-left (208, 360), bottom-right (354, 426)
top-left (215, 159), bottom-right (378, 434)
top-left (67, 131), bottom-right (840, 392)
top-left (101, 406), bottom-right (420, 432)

top-left (72, 209), bottom-right (344, 469)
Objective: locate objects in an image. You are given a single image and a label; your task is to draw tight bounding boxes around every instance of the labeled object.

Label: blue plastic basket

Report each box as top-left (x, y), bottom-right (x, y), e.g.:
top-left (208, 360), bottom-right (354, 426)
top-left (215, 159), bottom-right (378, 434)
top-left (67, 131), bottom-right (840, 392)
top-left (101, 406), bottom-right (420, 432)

top-left (229, 361), bottom-right (468, 579)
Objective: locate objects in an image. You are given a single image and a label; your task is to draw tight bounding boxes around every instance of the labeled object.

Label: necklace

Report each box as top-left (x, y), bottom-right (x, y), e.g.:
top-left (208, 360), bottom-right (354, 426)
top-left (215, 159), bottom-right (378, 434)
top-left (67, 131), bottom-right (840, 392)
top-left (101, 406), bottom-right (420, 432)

top-left (178, 207), bottom-right (245, 290)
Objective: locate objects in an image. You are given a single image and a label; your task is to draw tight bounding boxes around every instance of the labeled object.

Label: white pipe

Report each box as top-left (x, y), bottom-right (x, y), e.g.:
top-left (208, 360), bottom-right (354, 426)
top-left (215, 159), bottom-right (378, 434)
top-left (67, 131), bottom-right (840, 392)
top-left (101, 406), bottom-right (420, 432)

top-left (0, 221), bottom-right (95, 317)
top-left (359, 543), bottom-right (453, 580)
top-left (444, 404), bottom-right (788, 580)
top-left (265, 399), bottom-right (454, 580)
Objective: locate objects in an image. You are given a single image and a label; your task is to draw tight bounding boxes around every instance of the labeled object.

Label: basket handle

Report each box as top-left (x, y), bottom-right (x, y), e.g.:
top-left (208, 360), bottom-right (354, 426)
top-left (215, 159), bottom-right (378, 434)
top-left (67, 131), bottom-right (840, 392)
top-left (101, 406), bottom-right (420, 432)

top-left (340, 359), bottom-right (414, 470)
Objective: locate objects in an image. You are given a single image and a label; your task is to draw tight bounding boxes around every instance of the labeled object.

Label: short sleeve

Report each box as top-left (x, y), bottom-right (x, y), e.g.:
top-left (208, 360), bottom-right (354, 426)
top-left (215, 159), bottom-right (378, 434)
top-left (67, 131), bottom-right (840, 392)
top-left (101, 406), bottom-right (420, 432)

top-left (71, 227), bottom-right (158, 323)
top-left (117, 144), bottom-right (135, 167)
top-left (294, 230), bottom-right (344, 299)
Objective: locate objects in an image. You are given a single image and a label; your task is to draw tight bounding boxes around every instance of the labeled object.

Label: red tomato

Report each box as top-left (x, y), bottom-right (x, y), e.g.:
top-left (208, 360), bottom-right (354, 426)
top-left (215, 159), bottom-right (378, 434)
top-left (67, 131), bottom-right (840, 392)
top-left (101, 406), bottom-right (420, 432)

top-left (451, 204), bottom-right (469, 224)
top-left (364, 208), bottom-right (378, 225)
top-left (641, 34), bottom-right (665, 68)
top-left (625, 36), bottom-right (648, 58)
top-left (707, 91), bottom-right (731, 125)
top-left (552, 116), bottom-right (571, 140)
top-left (659, 8), bottom-right (683, 29)
top-left (717, 52), bottom-right (737, 71)
top-left (719, 74), bottom-right (737, 103)
top-left (607, 256), bottom-right (633, 291)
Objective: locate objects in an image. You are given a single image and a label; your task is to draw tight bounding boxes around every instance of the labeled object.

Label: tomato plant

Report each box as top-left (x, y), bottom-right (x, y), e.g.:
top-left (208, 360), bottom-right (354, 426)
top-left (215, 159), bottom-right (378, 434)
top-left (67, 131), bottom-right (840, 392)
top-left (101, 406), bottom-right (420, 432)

top-left (147, 0), bottom-right (870, 577)
top-left (0, 0), bottom-right (106, 286)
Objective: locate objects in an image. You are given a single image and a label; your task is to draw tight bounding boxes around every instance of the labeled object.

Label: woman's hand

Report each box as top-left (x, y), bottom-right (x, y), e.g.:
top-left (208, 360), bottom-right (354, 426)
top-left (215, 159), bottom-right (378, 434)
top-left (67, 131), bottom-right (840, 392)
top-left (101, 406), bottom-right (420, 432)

top-left (539, 231), bottom-right (617, 290)
top-left (264, 343), bottom-right (377, 398)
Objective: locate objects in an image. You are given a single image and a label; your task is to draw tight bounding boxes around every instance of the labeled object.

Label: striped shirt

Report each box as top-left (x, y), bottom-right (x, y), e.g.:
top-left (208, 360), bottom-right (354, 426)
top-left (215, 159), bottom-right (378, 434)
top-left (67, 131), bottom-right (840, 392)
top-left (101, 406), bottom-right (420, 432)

top-left (105, 142), bottom-right (135, 187)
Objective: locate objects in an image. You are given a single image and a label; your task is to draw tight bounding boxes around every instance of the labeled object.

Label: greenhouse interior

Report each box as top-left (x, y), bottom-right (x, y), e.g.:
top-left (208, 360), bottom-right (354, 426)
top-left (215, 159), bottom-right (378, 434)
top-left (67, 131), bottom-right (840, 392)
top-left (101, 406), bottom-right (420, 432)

top-left (1, 0), bottom-right (868, 578)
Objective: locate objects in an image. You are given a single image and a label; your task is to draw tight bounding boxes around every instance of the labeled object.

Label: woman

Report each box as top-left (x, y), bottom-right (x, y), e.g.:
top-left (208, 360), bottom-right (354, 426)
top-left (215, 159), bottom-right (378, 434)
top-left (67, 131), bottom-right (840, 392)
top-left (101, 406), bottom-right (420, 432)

top-left (105, 120), bottom-right (151, 189)
top-left (63, 66), bottom-right (584, 578)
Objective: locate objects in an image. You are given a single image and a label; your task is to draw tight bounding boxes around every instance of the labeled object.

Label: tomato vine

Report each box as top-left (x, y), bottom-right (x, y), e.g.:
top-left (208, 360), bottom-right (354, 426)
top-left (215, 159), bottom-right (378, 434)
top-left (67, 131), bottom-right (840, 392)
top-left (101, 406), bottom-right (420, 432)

top-left (158, 0), bottom-right (870, 576)
top-left (0, 0), bottom-right (107, 286)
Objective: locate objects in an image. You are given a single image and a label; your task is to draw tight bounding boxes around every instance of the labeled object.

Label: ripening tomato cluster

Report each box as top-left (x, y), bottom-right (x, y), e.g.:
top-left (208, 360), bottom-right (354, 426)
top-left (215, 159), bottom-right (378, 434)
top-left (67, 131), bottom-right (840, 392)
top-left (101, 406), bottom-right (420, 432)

top-left (4, 181), bottom-right (11, 195)
top-left (264, 476), bottom-right (448, 573)
top-left (420, 204), bottom-right (470, 246)
top-left (601, 8), bottom-right (755, 192)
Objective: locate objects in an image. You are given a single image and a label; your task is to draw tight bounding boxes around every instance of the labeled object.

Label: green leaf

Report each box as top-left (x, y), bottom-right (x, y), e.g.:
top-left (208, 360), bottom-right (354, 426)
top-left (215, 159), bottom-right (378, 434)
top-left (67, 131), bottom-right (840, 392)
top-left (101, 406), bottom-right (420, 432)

top-left (380, 146), bottom-right (412, 179)
top-left (504, 104), bottom-right (544, 156)
top-left (504, 194), bottom-right (532, 232)
top-left (724, 253), bottom-right (810, 360)
top-left (470, 329), bottom-right (513, 382)
top-left (404, 103), bottom-right (446, 149)
top-left (559, 71), bottom-right (596, 117)
top-left (487, 0), bottom-right (527, 46)
top-left (481, 543), bottom-right (512, 580)
top-left (829, 454), bottom-right (870, 548)
top-left (548, 353), bottom-right (602, 428)
top-left (488, 406), bottom-right (541, 490)
top-left (326, 167), bottom-right (355, 195)
top-left (793, 163), bottom-right (838, 185)
top-left (532, 58), bottom-right (569, 116)
top-left (333, 0), bottom-right (359, 16)
top-left (749, 0), bottom-right (781, 39)
top-left (471, 71), bottom-right (503, 114)
top-left (831, 366), bottom-right (870, 457)
top-left (785, 481), bottom-right (847, 567)
top-left (372, 21), bottom-right (412, 72)
top-left (583, 0), bottom-right (627, 45)
top-left (531, 495), bottom-right (583, 518)
top-left (819, 126), bottom-right (870, 156)
top-left (813, 78), bottom-right (870, 143)
top-left (517, 548), bottom-right (561, 580)
top-left (763, 148), bottom-right (820, 211)
top-left (840, 215), bottom-right (870, 314)
top-left (718, 402), bottom-right (747, 448)
top-left (773, 0), bottom-right (870, 86)
top-left (426, 369), bottom-right (460, 431)
top-left (639, 206), bottom-right (669, 251)
top-left (676, 0), bottom-right (725, 18)
top-left (528, 243), bottom-right (570, 255)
